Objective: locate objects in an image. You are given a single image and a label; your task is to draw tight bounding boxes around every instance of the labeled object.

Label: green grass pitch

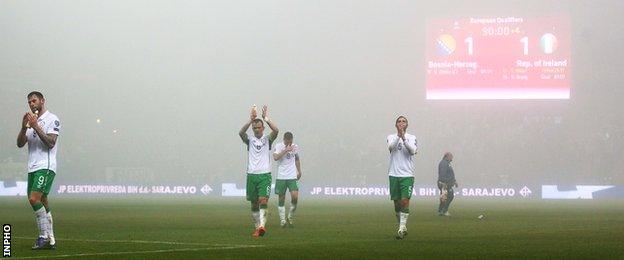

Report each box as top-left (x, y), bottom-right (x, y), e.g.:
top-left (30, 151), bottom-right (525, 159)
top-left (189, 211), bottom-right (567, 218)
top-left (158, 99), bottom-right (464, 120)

top-left (1, 197), bottom-right (623, 259)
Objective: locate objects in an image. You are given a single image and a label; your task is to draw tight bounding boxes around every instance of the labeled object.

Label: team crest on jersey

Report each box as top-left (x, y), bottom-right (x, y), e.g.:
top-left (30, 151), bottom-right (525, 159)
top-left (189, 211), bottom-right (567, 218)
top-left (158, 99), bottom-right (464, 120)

top-left (252, 139), bottom-right (265, 151)
top-left (286, 153), bottom-right (292, 159)
top-left (54, 120), bottom-right (60, 127)
top-left (398, 142), bottom-right (403, 150)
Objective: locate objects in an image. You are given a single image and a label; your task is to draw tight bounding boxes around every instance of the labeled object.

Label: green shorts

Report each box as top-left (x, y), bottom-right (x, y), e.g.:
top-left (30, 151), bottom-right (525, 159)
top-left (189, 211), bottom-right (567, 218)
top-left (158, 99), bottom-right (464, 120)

top-left (28, 169), bottom-right (56, 196)
top-left (275, 179), bottom-right (299, 195)
top-left (246, 173), bottom-right (271, 201)
top-left (389, 176), bottom-right (414, 200)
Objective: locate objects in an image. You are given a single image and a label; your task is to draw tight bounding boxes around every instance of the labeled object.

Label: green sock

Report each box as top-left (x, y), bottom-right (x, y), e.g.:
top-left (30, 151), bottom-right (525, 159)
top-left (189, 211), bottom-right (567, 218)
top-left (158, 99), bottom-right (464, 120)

top-left (260, 204), bottom-right (268, 209)
top-left (401, 207), bottom-right (410, 214)
top-left (278, 201), bottom-right (285, 207)
top-left (32, 202), bottom-right (44, 211)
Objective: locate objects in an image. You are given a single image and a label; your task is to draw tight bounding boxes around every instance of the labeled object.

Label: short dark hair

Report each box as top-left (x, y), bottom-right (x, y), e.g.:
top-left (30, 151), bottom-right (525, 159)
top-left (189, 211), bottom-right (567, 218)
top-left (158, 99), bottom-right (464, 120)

top-left (27, 91), bottom-right (44, 99)
top-left (284, 132), bottom-right (293, 140)
top-left (252, 118), bottom-right (264, 125)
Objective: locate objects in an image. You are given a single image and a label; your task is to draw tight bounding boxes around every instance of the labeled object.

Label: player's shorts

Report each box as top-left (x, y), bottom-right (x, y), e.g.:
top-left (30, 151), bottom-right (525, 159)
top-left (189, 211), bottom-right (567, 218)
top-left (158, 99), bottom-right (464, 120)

top-left (27, 169), bottom-right (56, 196)
top-left (275, 179), bottom-right (299, 195)
top-left (246, 173), bottom-right (271, 201)
top-left (389, 176), bottom-right (414, 200)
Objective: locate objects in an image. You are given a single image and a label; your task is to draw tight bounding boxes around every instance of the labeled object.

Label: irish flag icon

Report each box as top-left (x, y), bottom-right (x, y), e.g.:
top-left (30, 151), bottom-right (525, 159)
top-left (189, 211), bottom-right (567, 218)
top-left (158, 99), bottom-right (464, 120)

top-left (540, 33), bottom-right (558, 54)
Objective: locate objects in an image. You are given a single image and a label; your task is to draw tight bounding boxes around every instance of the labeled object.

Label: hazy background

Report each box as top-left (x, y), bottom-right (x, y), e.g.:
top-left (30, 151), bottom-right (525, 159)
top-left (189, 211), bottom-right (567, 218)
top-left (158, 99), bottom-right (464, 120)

top-left (1, 0), bottom-right (622, 188)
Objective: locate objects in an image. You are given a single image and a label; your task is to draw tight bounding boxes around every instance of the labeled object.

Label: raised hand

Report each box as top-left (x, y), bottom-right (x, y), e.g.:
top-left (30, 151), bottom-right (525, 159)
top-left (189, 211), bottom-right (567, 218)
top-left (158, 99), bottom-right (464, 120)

top-left (250, 105), bottom-right (258, 120)
top-left (22, 113), bottom-right (30, 128)
top-left (261, 105), bottom-right (268, 120)
top-left (26, 112), bottom-right (38, 128)
top-left (397, 127), bottom-right (405, 140)
top-left (285, 144), bottom-right (294, 152)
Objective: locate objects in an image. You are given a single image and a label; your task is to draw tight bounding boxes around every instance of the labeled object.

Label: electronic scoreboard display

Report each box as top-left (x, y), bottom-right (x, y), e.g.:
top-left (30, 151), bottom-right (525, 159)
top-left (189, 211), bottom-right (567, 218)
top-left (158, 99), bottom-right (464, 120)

top-left (426, 16), bottom-right (570, 100)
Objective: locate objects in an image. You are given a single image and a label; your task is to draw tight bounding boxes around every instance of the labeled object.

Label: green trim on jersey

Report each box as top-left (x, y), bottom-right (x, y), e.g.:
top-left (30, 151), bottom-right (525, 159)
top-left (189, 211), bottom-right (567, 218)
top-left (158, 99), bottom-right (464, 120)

top-left (246, 173), bottom-right (272, 201)
top-left (389, 176), bottom-right (414, 200)
top-left (27, 169), bottom-right (56, 196)
top-left (275, 179), bottom-right (299, 195)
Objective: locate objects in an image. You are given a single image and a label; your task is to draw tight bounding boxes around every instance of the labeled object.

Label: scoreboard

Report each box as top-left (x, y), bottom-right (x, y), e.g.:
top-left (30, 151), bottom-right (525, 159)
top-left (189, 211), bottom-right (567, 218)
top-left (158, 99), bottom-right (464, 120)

top-left (426, 16), bottom-right (570, 100)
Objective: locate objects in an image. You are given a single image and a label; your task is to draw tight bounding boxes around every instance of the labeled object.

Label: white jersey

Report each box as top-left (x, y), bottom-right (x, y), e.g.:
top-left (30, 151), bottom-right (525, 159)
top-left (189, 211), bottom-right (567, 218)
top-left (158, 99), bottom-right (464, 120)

top-left (387, 133), bottom-right (417, 177)
top-left (246, 133), bottom-right (274, 174)
top-left (274, 142), bottom-right (300, 180)
top-left (26, 111), bottom-right (61, 173)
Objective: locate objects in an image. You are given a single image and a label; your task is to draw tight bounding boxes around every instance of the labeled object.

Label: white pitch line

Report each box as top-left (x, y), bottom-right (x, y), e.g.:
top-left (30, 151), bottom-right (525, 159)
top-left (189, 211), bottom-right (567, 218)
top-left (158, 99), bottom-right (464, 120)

top-left (11, 245), bottom-right (264, 259)
top-left (13, 236), bottom-right (256, 247)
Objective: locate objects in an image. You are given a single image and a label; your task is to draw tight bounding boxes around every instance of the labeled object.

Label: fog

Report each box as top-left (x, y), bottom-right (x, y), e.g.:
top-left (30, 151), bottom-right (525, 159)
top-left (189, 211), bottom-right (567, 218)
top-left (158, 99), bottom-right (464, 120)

top-left (1, 0), bottom-right (623, 188)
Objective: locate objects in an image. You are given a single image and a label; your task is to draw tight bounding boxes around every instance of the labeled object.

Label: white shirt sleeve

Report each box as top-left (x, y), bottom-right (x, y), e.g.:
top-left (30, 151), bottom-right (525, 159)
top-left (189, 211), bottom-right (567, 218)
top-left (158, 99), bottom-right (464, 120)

top-left (293, 144), bottom-right (300, 157)
top-left (273, 143), bottom-right (284, 155)
top-left (387, 134), bottom-right (399, 151)
top-left (47, 116), bottom-right (60, 135)
top-left (404, 135), bottom-right (417, 155)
